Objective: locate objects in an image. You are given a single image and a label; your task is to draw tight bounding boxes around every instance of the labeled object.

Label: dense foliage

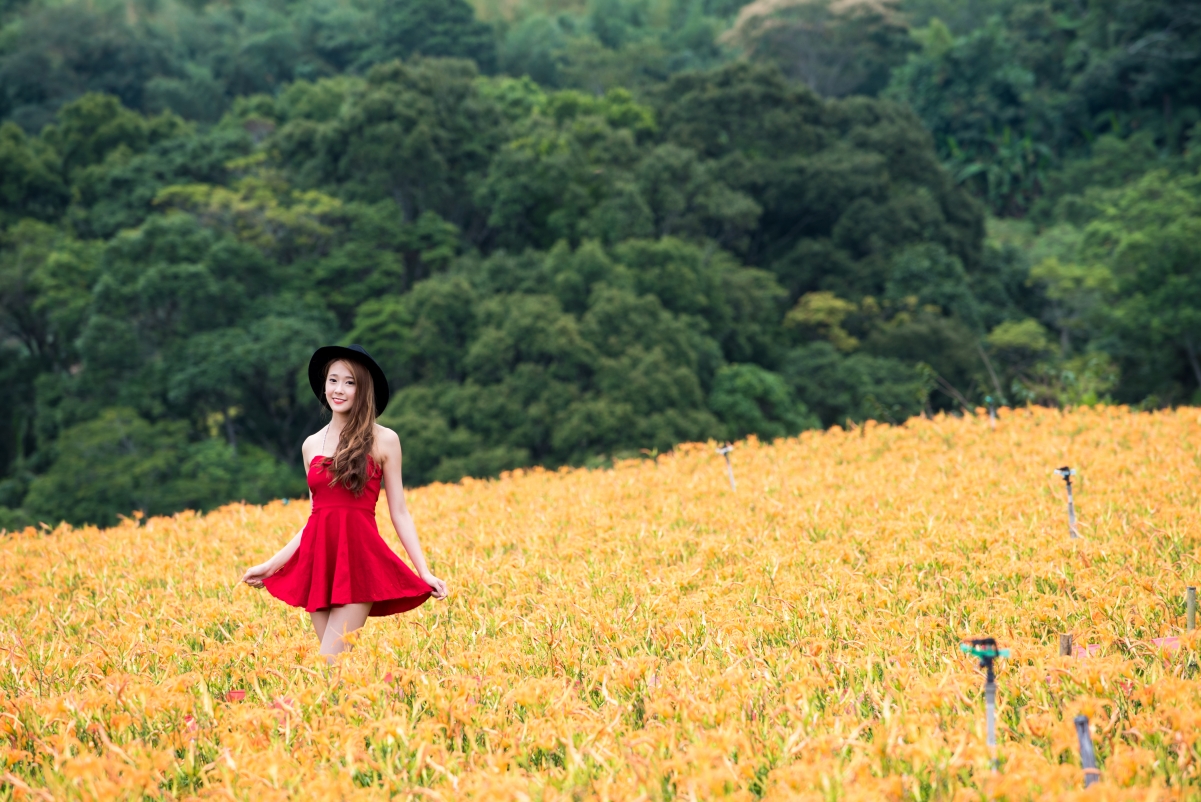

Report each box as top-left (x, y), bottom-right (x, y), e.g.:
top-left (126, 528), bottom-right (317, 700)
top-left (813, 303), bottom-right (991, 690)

top-left (887, 0), bottom-right (1201, 218)
top-left (1, 0), bottom-right (1199, 526)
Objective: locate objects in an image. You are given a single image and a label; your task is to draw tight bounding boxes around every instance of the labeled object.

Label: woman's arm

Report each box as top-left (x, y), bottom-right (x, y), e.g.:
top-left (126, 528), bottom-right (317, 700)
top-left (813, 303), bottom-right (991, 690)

top-left (377, 427), bottom-right (448, 600)
top-left (242, 523), bottom-right (305, 587)
top-left (243, 437), bottom-right (316, 587)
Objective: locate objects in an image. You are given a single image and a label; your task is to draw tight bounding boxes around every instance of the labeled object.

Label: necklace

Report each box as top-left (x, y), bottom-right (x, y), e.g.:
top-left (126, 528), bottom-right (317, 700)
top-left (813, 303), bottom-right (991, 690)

top-left (322, 423), bottom-right (334, 457)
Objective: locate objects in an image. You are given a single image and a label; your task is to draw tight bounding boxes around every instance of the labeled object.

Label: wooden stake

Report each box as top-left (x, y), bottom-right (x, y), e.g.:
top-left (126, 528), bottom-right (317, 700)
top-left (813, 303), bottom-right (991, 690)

top-left (1059, 633), bottom-right (1073, 657)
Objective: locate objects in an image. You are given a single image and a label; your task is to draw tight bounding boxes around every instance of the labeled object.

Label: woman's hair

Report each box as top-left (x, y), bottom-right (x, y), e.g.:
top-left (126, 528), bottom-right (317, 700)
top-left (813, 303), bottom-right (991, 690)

top-left (321, 357), bottom-right (376, 495)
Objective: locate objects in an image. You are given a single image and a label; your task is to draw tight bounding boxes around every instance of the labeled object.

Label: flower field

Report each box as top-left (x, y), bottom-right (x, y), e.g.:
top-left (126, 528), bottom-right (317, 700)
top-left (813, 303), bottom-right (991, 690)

top-left (3, 406), bottom-right (1201, 800)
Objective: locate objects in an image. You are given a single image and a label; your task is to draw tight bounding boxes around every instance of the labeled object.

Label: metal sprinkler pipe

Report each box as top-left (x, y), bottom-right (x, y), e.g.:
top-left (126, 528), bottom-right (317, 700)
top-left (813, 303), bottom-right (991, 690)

top-left (716, 443), bottom-right (736, 492)
top-left (1074, 715), bottom-right (1100, 788)
top-left (961, 638), bottom-right (1009, 772)
top-left (1054, 467), bottom-right (1079, 538)
top-left (985, 671), bottom-right (996, 758)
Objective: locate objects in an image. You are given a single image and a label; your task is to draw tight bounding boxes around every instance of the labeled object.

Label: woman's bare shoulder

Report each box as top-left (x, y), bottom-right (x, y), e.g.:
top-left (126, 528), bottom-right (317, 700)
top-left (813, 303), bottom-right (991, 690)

top-left (301, 428), bottom-right (326, 461)
top-left (374, 423), bottom-right (401, 450)
top-left (372, 424), bottom-right (401, 468)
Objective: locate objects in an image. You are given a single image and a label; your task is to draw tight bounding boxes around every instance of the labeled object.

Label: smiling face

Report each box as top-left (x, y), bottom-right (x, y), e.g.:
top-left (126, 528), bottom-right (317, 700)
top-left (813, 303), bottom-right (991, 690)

top-left (324, 360), bottom-right (358, 414)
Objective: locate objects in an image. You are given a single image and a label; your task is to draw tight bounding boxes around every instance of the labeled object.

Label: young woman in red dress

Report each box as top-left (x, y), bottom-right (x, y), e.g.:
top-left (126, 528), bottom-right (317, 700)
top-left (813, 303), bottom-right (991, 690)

top-left (241, 345), bottom-right (447, 661)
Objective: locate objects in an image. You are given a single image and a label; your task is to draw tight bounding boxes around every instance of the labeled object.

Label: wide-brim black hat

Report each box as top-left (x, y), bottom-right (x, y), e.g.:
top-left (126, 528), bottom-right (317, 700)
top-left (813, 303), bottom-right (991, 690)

top-left (308, 344), bottom-right (390, 416)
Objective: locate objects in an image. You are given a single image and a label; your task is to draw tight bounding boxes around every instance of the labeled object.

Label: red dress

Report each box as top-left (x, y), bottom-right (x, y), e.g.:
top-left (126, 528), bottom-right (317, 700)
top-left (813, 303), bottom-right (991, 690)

top-left (264, 455), bottom-right (432, 616)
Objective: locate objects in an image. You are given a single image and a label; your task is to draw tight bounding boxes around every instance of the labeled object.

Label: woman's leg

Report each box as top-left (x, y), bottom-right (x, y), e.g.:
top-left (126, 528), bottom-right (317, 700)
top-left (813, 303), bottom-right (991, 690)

top-left (310, 608), bottom-right (331, 642)
top-left (319, 603), bottom-right (373, 662)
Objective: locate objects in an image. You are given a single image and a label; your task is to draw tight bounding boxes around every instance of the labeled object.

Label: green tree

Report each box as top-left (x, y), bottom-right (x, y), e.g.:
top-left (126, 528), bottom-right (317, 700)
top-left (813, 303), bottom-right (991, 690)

top-left (68, 211), bottom-right (334, 458)
top-left (722, 0), bottom-right (915, 97)
top-left (69, 123), bottom-right (252, 239)
top-left (1079, 169), bottom-right (1201, 402)
top-left (652, 62), bottom-right (985, 284)
top-left (884, 242), bottom-right (980, 329)
top-left (615, 237), bottom-right (785, 366)
top-left (24, 407), bottom-right (300, 527)
top-left (0, 4), bottom-right (177, 130)
top-left (365, 0), bottom-right (497, 73)
top-left (498, 14), bottom-right (570, 86)
top-left (633, 143), bottom-right (761, 250)
top-left (0, 122), bottom-right (68, 224)
top-left (709, 363), bottom-right (817, 440)
top-left (476, 88), bottom-right (658, 250)
top-left (1026, 256), bottom-right (1115, 353)
top-left (7, 13), bottom-right (1197, 528)
top-left (0, 219), bottom-right (97, 371)
top-left (347, 275), bottom-right (479, 386)
top-left (780, 341), bottom-right (929, 425)
top-left (785, 290), bottom-right (860, 353)
top-left (887, 1), bottom-right (1201, 216)
top-left (274, 59), bottom-right (505, 233)
top-left (40, 93), bottom-right (187, 178)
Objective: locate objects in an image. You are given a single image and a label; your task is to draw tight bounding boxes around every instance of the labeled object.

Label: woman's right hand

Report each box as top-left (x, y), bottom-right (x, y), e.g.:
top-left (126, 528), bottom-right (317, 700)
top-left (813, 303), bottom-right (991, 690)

top-left (242, 562), bottom-right (277, 588)
top-left (422, 573), bottom-right (448, 600)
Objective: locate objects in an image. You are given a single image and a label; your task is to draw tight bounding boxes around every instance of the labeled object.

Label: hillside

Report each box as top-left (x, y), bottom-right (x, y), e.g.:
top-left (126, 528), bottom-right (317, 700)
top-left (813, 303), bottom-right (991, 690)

top-left (1, 0), bottom-right (1199, 530)
top-left (3, 406), bottom-right (1201, 798)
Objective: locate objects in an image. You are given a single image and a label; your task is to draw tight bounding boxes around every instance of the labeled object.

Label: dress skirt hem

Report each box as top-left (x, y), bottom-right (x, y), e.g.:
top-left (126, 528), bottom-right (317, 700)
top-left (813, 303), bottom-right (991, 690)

top-left (263, 492), bottom-right (434, 618)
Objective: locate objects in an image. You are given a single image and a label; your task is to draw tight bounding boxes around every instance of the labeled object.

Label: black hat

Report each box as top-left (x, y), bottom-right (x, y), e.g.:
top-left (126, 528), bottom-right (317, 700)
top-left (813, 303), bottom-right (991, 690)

top-left (308, 344), bottom-right (390, 416)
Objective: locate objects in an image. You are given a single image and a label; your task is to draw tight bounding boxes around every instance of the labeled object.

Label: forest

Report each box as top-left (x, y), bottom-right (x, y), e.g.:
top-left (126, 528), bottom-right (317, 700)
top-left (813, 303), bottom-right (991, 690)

top-left (0, 0), bottom-right (1198, 527)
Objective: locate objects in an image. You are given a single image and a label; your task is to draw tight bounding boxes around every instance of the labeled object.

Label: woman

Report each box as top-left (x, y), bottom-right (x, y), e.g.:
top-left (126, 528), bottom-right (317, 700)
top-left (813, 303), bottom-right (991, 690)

top-left (242, 344), bottom-right (447, 661)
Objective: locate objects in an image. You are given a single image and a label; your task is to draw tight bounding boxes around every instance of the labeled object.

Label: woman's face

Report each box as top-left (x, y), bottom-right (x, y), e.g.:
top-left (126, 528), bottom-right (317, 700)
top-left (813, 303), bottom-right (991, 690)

top-left (325, 360), bottom-right (357, 413)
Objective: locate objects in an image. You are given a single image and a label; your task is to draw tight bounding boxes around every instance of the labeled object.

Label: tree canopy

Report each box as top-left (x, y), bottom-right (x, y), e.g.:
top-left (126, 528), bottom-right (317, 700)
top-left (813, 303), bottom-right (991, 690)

top-left (1, 0), bottom-right (1198, 527)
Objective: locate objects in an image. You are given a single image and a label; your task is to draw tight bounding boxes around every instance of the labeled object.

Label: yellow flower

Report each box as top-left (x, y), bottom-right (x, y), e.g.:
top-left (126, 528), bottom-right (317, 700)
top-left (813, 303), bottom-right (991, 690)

top-left (1, 406), bottom-right (1198, 798)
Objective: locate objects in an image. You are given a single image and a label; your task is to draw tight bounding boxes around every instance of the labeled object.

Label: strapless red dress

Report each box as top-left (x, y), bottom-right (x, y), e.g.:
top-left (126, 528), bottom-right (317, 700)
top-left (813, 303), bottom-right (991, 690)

top-left (264, 455), bottom-right (432, 617)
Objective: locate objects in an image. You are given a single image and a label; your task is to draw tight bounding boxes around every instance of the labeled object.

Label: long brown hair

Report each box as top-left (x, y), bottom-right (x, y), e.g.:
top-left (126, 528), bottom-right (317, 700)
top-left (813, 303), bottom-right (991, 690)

top-left (321, 357), bottom-right (376, 495)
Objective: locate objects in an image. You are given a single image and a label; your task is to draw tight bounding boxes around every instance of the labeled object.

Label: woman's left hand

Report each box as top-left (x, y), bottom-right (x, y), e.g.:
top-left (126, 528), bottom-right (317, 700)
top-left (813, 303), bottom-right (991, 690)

top-left (422, 572), bottom-right (448, 600)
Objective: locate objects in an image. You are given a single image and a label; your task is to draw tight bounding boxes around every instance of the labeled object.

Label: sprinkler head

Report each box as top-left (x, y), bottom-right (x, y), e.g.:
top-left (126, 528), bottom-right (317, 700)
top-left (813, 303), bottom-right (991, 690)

top-left (1053, 467), bottom-right (1076, 480)
top-left (961, 638), bottom-right (1009, 669)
